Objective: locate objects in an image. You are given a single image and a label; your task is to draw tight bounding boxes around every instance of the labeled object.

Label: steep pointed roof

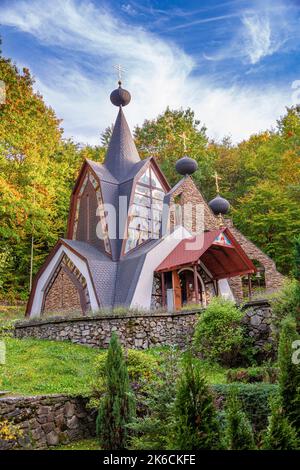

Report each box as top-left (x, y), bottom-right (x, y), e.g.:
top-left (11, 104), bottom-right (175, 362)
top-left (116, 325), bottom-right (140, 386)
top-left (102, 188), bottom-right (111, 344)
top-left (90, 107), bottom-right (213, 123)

top-left (104, 107), bottom-right (140, 182)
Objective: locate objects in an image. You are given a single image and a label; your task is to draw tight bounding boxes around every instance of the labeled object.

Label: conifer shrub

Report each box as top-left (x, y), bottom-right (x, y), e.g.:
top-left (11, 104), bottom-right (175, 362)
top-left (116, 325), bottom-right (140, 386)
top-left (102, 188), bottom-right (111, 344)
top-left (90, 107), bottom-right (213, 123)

top-left (171, 354), bottom-right (221, 450)
top-left (262, 397), bottom-right (299, 450)
top-left (90, 348), bottom-right (159, 408)
top-left (128, 348), bottom-right (179, 450)
top-left (193, 297), bottom-right (244, 366)
top-left (278, 316), bottom-right (300, 434)
top-left (96, 333), bottom-right (135, 450)
top-left (223, 389), bottom-right (256, 450)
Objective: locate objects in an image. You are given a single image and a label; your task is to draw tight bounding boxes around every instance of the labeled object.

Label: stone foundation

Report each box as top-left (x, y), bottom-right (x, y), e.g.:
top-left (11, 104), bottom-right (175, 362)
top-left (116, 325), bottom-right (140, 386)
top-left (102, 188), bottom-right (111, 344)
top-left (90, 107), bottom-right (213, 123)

top-left (0, 395), bottom-right (95, 450)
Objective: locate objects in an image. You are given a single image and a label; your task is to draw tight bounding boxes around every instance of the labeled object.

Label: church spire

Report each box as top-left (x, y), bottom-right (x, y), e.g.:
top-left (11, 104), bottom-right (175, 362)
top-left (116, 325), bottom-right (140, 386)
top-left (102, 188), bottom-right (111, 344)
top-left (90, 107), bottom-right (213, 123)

top-left (104, 81), bottom-right (140, 181)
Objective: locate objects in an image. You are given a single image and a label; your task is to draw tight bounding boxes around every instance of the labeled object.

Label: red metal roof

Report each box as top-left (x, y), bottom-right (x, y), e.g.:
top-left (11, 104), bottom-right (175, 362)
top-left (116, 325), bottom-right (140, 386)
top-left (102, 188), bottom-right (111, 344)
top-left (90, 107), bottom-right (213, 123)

top-left (156, 228), bottom-right (255, 280)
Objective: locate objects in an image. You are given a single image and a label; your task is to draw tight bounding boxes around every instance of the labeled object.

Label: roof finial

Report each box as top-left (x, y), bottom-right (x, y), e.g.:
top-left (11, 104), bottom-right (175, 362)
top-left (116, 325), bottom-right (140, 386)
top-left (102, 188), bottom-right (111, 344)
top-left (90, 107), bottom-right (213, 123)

top-left (208, 171), bottom-right (230, 222)
top-left (110, 64), bottom-right (131, 107)
top-left (113, 64), bottom-right (125, 86)
top-left (179, 132), bottom-right (189, 154)
top-left (213, 171), bottom-right (222, 194)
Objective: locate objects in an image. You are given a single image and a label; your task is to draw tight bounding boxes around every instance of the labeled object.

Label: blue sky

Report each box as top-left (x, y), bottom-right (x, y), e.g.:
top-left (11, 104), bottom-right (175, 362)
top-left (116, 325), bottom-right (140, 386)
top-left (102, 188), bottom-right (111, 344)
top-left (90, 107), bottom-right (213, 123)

top-left (1, 0), bottom-right (300, 144)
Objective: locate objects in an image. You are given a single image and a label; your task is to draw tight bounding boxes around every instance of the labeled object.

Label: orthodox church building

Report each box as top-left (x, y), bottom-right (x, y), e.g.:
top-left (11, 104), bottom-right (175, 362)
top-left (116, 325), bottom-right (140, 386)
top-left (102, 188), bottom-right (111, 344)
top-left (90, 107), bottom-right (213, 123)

top-left (26, 83), bottom-right (284, 318)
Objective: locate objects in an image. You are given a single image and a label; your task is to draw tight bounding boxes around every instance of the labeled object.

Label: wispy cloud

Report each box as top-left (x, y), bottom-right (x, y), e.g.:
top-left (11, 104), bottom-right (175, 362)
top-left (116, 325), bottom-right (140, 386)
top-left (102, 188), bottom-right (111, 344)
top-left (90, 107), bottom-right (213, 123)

top-left (241, 13), bottom-right (283, 64)
top-left (0, 0), bottom-right (294, 144)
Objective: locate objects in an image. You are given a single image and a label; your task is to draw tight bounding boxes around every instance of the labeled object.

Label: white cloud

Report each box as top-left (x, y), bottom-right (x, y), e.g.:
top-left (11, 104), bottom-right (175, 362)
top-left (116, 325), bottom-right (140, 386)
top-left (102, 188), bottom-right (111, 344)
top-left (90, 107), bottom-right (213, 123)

top-left (1, 0), bottom-right (293, 144)
top-left (242, 14), bottom-right (280, 64)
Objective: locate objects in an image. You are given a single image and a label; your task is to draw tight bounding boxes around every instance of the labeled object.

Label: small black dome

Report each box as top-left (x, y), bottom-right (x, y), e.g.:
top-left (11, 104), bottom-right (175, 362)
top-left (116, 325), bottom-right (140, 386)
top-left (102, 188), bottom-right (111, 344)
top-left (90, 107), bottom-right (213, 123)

top-left (175, 156), bottom-right (198, 175)
top-left (208, 194), bottom-right (230, 215)
top-left (110, 82), bottom-right (131, 107)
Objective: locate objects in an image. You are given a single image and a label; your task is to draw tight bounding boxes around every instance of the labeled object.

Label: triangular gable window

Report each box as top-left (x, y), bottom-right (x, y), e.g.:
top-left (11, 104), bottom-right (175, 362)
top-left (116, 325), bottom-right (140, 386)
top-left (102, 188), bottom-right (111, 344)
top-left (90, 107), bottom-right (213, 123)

top-left (213, 232), bottom-right (232, 246)
top-left (124, 166), bottom-right (165, 253)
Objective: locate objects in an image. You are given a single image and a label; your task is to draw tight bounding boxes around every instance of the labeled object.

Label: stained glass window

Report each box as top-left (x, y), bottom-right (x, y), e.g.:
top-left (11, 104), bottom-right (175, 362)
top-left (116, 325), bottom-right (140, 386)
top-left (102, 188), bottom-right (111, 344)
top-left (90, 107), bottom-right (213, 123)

top-left (124, 166), bottom-right (166, 253)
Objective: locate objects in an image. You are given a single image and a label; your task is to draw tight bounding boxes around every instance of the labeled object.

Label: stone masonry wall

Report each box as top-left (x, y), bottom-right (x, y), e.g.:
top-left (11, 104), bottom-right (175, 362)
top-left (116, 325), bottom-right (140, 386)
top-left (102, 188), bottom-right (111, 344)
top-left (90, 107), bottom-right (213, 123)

top-left (15, 301), bottom-right (274, 351)
top-left (44, 268), bottom-right (82, 314)
top-left (242, 300), bottom-right (274, 350)
top-left (15, 312), bottom-right (198, 350)
top-left (169, 176), bottom-right (219, 233)
top-left (0, 395), bottom-right (95, 450)
top-left (225, 220), bottom-right (285, 294)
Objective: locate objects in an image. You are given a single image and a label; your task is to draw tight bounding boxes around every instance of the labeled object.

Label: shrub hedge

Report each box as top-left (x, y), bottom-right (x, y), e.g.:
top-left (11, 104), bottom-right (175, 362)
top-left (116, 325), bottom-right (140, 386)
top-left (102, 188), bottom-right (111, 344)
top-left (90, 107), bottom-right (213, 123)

top-left (212, 383), bottom-right (278, 432)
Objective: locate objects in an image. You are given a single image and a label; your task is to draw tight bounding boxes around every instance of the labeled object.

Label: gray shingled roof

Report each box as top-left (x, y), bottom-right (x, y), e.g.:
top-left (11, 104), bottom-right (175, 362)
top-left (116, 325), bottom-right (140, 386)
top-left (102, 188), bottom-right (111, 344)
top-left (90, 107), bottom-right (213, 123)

top-left (113, 239), bottom-right (161, 307)
top-left (104, 107), bottom-right (140, 182)
top-left (62, 239), bottom-right (118, 308)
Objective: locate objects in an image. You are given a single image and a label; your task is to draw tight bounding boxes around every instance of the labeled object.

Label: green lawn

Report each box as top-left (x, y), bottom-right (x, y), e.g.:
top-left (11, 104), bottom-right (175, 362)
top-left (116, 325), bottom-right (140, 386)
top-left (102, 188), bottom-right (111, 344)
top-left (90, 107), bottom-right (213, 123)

top-left (0, 337), bottom-right (99, 395)
top-left (0, 338), bottom-right (227, 396)
top-left (51, 438), bottom-right (99, 450)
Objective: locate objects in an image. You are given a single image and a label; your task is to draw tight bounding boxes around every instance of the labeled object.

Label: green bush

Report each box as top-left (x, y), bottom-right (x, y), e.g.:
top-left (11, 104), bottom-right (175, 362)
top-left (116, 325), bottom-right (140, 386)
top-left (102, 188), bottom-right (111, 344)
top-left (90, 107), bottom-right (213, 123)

top-left (223, 389), bottom-right (256, 450)
top-left (213, 383), bottom-right (278, 432)
top-left (193, 297), bottom-right (244, 366)
top-left (278, 316), bottom-right (300, 434)
top-left (226, 365), bottom-right (279, 384)
top-left (270, 279), bottom-right (300, 339)
top-left (128, 349), bottom-right (179, 450)
top-left (90, 348), bottom-right (160, 408)
top-left (263, 396), bottom-right (299, 450)
top-left (171, 354), bottom-right (221, 450)
top-left (96, 333), bottom-right (135, 450)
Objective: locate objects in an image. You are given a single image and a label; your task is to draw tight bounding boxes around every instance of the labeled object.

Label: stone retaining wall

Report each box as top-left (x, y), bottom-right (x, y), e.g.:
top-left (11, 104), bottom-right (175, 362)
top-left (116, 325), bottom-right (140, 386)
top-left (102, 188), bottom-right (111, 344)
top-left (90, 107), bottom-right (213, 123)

top-left (14, 311), bottom-right (198, 349)
top-left (0, 394), bottom-right (95, 450)
top-left (14, 301), bottom-right (273, 351)
top-left (242, 300), bottom-right (274, 349)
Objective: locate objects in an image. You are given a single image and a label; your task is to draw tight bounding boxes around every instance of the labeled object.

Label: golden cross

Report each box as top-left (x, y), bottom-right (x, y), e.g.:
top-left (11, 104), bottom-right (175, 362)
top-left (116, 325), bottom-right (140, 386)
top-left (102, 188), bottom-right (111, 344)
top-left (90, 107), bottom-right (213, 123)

top-left (179, 132), bottom-right (189, 153)
top-left (213, 171), bottom-right (222, 193)
top-left (113, 64), bottom-right (125, 83)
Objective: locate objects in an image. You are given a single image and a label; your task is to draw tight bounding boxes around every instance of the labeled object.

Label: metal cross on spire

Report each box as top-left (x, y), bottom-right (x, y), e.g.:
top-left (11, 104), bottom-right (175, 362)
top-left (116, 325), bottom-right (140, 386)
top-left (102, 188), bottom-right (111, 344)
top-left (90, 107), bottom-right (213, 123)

top-left (113, 64), bottom-right (125, 84)
top-left (179, 132), bottom-right (189, 153)
top-left (213, 171), bottom-right (222, 193)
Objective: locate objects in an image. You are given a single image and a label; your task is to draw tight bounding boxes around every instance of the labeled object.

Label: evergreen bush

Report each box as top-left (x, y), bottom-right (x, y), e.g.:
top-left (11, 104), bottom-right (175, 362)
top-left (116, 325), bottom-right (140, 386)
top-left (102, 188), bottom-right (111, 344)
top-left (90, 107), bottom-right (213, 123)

top-left (263, 397), bottom-right (299, 450)
top-left (223, 389), bottom-right (256, 450)
top-left (278, 316), bottom-right (300, 434)
top-left (128, 348), bottom-right (179, 450)
top-left (171, 354), bottom-right (221, 450)
top-left (213, 383), bottom-right (277, 432)
top-left (96, 333), bottom-right (135, 450)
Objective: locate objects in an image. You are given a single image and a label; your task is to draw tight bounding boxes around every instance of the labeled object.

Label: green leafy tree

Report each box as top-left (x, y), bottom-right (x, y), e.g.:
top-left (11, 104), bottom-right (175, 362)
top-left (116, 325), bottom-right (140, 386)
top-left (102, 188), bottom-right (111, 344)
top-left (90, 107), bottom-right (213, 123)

top-left (278, 317), bottom-right (300, 434)
top-left (96, 333), bottom-right (135, 450)
top-left (223, 389), bottom-right (256, 450)
top-left (263, 397), bottom-right (299, 450)
top-left (171, 354), bottom-right (221, 450)
top-left (134, 107), bottom-right (210, 189)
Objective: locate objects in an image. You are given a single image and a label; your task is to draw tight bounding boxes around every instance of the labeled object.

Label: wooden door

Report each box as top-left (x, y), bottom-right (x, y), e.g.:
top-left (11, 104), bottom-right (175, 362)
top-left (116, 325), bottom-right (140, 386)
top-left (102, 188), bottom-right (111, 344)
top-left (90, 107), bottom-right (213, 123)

top-left (172, 270), bottom-right (182, 310)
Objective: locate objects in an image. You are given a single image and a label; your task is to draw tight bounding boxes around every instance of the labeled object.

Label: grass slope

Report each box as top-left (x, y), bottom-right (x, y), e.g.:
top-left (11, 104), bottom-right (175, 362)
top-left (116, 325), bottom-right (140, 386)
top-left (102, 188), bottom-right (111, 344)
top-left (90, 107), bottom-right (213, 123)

top-left (0, 338), bottom-right (227, 396)
top-left (0, 337), bottom-right (99, 395)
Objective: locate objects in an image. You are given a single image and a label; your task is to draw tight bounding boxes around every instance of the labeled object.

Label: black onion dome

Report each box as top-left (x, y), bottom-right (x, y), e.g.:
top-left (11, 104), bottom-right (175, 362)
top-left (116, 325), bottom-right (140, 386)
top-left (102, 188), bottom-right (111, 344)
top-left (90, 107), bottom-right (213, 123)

top-left (208, 194), bottom-right (230, 215)
top-left (110, 82), bottom-right (131, 107)
top-left (175, 156), bottom-right (198, 175)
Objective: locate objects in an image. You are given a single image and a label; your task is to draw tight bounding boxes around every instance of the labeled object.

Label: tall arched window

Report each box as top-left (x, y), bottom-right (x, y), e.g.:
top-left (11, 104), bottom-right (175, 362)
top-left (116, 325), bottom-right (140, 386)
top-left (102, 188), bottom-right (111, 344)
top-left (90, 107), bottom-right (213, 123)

top-left (124, 166), bottom-right (166, 253)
